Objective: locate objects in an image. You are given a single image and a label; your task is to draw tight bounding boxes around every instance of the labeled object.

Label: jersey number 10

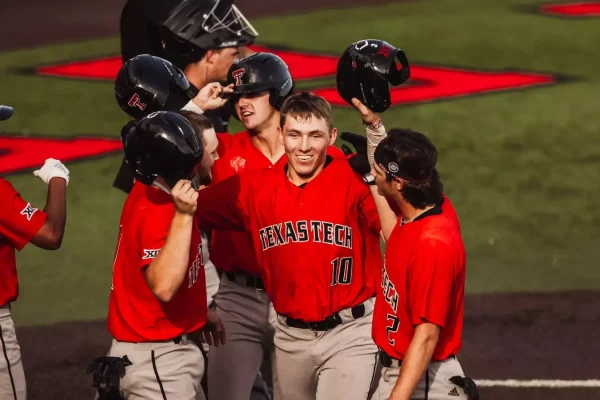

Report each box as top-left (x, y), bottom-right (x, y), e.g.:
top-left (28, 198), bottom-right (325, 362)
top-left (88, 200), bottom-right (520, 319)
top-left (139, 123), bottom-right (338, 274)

top-left (331, 257), bottom-right (353, 286)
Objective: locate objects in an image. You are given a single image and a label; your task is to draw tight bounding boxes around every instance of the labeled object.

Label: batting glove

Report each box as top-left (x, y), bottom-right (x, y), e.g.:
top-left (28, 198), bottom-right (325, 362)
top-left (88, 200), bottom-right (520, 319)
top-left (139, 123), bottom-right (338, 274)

top-left (33, 158), bottom-right (70, 185)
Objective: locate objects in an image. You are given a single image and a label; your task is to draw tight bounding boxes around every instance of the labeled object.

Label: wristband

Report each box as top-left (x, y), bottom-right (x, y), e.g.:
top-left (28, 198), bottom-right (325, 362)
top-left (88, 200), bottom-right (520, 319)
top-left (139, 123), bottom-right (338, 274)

top-left (181, 100), bottom-right (205, 114)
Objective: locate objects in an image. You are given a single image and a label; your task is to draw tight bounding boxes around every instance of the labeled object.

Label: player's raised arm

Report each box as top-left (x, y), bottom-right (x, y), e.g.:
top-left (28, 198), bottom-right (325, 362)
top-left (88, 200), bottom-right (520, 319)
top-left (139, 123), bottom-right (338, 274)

top-left (28, 159), bottom-right (69, 250)
top-left (144, 179), bottom-right (198, 302)
top-left (194, 173), bottom-right (250, 232)
top-left (340, 98), bottom-right (398, 242)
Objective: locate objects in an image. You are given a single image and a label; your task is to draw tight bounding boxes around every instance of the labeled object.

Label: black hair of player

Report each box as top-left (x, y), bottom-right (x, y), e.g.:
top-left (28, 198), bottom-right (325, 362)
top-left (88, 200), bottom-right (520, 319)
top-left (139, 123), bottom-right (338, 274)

top-left (375, 128), bottom-right (443, 209)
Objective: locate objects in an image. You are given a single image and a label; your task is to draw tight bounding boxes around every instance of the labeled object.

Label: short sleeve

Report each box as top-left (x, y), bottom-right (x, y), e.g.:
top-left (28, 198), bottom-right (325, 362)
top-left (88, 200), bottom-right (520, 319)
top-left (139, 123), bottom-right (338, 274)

top-left (407, 239), bottom-right (456, 328)
top-left (138, 202), bottom-right (175, 270)
top-left (358, 189), bottom-right (381, 235)
top-left (195, 174), bottom-right (250, 232)
top-left (0, 180), bottom-right (47, 251)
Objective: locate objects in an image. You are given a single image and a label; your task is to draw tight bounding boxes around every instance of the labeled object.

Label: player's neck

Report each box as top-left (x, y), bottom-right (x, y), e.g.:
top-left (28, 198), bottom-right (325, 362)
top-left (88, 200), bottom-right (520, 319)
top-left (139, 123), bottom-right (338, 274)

top-left (184, 61), bottom-right (209, 90)
top-left (286, 164), bottom-right (324, 186)
top-left (396, 198), bottom-right (435, 224)
top-left (249, 119), bottom-right (284, 163)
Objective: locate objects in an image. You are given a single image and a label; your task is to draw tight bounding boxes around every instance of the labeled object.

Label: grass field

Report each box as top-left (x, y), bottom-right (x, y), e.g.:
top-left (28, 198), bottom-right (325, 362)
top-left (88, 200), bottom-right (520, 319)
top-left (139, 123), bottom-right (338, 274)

top-left (1, 0), bottom-right (599, 327)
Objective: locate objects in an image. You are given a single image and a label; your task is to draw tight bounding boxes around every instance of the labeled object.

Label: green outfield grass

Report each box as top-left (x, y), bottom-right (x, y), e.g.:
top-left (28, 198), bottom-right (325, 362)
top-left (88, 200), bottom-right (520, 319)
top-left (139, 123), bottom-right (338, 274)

top-left (1, 0), bottom-right (599, 326)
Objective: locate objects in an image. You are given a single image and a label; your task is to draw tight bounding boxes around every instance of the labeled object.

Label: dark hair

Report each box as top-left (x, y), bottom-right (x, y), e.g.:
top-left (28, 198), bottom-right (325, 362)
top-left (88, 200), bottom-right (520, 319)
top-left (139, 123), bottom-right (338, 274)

top-left (374, 128), bottom-right (443, 209)
top-left (176, 110), bottom-right (214, 145)
top-left (279, 92), bottom-right (334, 132)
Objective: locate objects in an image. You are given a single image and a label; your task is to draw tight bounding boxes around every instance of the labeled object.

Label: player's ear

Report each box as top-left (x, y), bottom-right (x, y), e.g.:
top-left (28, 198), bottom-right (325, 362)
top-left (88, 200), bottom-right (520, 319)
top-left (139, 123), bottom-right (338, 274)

top-left (329, 127), bottom-right (338, 145)
top-left (205, 50), bottom-right (217, 64)
top-left (394, 179), bottom-right (404, 192)
top-left (277, 126), bottom-right (283, 144)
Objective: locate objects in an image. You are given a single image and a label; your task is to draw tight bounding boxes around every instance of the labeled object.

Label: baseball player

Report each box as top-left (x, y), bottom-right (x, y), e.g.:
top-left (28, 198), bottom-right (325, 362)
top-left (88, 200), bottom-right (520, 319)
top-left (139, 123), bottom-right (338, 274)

top-left (112, 54), bottom-right (273, 400)
top-left (114, 0), bottom-right (258, 193)
top-left (93, 111), bottom-right (226, 400)
top-left (350, 99), bottom-right (477, 400)
top-left (204, 52), bottom-right (294, 400)
top-left (205, 53), bottom-right (347, 400)
top-left (0, 106), bottom-right (69, 399)
top-left (193, 92), bottom-right (383, 400)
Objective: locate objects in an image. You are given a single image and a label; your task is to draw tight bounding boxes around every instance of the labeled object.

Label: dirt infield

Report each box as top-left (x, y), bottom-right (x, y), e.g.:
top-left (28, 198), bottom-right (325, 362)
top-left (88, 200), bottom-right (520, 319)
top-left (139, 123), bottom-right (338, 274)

top-left (17, 291), bottom-right (598, 399)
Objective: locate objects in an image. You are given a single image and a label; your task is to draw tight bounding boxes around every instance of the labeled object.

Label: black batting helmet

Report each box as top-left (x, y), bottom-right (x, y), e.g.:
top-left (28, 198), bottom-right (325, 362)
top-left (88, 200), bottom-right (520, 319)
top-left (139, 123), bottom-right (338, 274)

top-left (121, 111), bottom-right (204, 188)
top-left (0, 105), bottom-right (13, 121)
top-left (226, 52), bottom-right (294, 116)
top-left (336, 39), bottom-right (410, 113)
top-left (115, 54), bottom-right (199, 120)
top-left (160, 0), bottom-right (259, 69)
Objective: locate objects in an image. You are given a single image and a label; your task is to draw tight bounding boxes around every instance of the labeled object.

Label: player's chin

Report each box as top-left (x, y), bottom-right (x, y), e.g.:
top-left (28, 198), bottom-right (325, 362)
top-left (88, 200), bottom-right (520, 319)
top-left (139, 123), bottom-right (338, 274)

top-left (291, 162), bottom-right (318, 178)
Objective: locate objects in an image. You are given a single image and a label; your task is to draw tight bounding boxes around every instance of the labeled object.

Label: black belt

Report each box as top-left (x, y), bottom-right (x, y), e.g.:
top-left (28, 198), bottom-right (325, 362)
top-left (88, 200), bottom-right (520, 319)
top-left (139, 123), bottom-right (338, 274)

top-left (284, 303), bottom-right (366, 331)
top-left (225, 271), bottom-right (265, 290)
top-left (117, 334), bottom-right (186, 345)
top-left (379, 350), bottom-right (455, 368)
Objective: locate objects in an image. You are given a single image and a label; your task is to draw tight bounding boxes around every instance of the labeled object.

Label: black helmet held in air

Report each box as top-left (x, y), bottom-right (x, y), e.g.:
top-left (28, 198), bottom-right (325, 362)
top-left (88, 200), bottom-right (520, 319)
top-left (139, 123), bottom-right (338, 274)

top-left (336, 39), bottom-right (410, 113)
top-left (121, 111), bottom-right (204, 189)
top-left (226, 52), bottom-right (294, 114)
top-left (115, 54), bottom-right (199, 120)
top-left (160, 0), bottom-right (259, 69)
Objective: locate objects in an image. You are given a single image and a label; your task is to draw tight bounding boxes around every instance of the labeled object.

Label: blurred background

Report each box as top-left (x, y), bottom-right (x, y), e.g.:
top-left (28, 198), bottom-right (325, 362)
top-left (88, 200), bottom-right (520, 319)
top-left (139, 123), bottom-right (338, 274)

top-left (1, 0), bottom-right (599, 399)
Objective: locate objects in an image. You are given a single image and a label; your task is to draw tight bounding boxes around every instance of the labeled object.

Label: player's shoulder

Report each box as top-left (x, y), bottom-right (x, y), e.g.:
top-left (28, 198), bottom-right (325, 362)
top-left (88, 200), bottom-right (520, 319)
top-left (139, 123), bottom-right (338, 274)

top-left (326, 145), bottom-right (346, 159)
top-left (126, 181), bottom-right (172, 211)
top-left (0, 177), bottom-right (14, 190)
top-left (329, 158), bottom-right (370, 189)
top-left (416, 204), bottom-right (464, 251)
top-left (0, 177), bottom-right (19, 198)
top-left (217, 131), bottom-right (250, 156)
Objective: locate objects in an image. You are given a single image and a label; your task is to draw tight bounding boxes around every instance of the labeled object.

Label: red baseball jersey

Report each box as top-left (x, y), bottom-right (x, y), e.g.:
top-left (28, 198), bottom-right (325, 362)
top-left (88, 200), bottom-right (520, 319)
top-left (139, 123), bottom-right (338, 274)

top-left (209, 131), bottom-right (346, 277)
top-left (372, 195), bottom-right (465, 361)
top-left (107, 181), bottom-right (207, 342)
top-left (196, 157), bottom-right (382, 321)
top-left (0, 178), bottom-right (47, 305)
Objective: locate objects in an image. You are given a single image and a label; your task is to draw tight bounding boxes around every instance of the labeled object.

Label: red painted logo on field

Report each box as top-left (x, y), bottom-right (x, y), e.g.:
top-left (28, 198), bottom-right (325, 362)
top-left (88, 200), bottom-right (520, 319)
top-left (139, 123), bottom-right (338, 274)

top-left (34, 44), bottom-right (558, 107)
top-left (539, 2), bottom-right (600, 17)
top-left (0, 136), bottom-right (122, 175)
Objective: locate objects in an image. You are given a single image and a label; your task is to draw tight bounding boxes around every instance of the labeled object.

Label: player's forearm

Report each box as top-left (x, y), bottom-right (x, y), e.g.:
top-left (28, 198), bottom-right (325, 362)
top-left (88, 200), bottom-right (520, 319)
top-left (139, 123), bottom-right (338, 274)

top-left (33, 178), bottom-right (67, 250)
top-left (146, 213), bottom-right (194, 302)
top-left (369, 185), bottom-right (397, 242)
top-left (389, 324), bottom-right (440, 400)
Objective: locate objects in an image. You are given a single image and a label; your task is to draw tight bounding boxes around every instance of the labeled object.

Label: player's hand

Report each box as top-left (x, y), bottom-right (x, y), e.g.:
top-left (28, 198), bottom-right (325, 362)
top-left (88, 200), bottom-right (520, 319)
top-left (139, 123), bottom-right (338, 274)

top-left (201, 309), bottom-right (226, 347)
top-left (33, 158), bottom-right (70, 185)
top-left (340, 132), bottom-right (371, 176)
top-left (171, 179), bottom-right (198, 215)
top-left (193, 82), bottom-right (235, 111)
top-left (351, 97), bottom-right (381, 126)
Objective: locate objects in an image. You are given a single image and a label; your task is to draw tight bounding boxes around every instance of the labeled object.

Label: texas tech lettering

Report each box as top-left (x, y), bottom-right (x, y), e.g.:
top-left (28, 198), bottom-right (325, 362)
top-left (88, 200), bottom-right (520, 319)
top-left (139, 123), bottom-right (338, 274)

top-left (381, 262), bottom-right (398, 313)
top-left (258, 220), bottom-right (353, 251)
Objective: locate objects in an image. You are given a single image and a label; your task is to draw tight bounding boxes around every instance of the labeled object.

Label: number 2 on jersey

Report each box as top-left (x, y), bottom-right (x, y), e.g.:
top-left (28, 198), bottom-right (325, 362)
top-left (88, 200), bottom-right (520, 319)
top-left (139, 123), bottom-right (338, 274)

top-left (331, 256), bottom-right (353, 286)
top-left (386, 314), bottom-right (400, 345)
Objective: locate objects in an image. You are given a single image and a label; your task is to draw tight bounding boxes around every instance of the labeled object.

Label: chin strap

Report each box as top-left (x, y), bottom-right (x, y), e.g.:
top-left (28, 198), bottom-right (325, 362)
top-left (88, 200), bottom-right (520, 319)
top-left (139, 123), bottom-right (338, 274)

top-left (151, 180), bottom-right (171, 194)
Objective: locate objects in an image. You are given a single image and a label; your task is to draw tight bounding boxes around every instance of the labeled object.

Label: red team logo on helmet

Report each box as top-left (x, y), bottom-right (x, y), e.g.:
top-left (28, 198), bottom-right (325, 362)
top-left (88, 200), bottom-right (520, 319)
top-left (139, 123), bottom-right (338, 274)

top-left (232, 68), bottom-right (246, 86)
top-left (128, 93), bottom-right (147, 111)
top-left (378, 44), bottom-right (392, 58)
